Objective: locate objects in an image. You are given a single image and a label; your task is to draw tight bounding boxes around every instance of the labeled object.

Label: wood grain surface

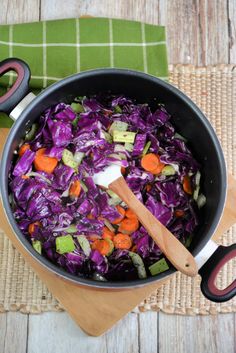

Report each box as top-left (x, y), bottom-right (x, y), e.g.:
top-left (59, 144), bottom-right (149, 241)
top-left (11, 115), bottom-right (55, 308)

top-left (0, 0), bottom-right (236, 352)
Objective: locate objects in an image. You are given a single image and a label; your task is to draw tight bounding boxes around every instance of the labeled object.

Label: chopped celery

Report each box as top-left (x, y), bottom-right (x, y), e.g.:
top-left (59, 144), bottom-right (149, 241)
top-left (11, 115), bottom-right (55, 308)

top-left (197, 194), bottom-right (206, 208)
top-left (124, 142), bottom-right (134, 152)
top-left (104, 219), bottom-right (115, 233)
top-left (174, 132), bottom-right (187, 142)
top-left (65, 224), bottom-right (77, 233)
top-left (32, 240), bottom-right (42, 254)
top-left (105, 238), bottom-right (114, 256)
top-left (113, 131), bottom-right (136, 143)
top-left (162, 165), bottom-right (176, 176)
top-left (74, 152), bottom-right (85, 165)
top-left (25, 123), bottom-right (38, 141)
top-left (107, 189), bottom-right (122, 205)
top-left (142, 141), bottom-right (151, 156)
top-left (62, 149), bottom-right (79, 170)
top-left (80, 180), bottom-right (88, 193)
top-left (185, 234), bottom-right (193, 248)
top-left (193, 185), bottom-right (200, 201)
top-left (129, 252), bottom-right (147, 279)
top-left (102, 131), bottom-right (113, 143)
top-left (71, 102), bottom-right (84, 113)
top-left (114, 105), bottom-right (122, 113)
top-left (56, 235), bottom-right (75, 254)
top-left (195, 171), bottom-right (201, 186)
top-left (72, 116), bottom-right (79, 127)
top-left (149, 258), bottom-right (169, 276)
top-left (108, 121), bottom-right (128, 135)
top-left (77, 235), bottom-right (91, 256)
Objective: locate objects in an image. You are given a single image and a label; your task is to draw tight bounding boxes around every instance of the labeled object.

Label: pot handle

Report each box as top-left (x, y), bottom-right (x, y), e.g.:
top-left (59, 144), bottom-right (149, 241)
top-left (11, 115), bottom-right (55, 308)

top-left (199, 244), bottom-right (236, 302)
top-left (0, 58), bottom-right (31, 115)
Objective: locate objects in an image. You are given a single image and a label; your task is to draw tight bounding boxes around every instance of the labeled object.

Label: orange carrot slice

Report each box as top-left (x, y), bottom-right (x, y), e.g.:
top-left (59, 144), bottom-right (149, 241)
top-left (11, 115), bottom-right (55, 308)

top-left (183, 175), bottom-right (193, 195)
top-left (69, 180), bottom-right (81, 198)
top-left (113, 233), bottom-right (132, 250)
top-left (19, 143), bottom-right (30, 157)
top-left (34, 148), bottom-right (58, 174)
top-left (118, 217), bottom-right (139, 235)
top-left (111, 205), bottom-right (126, 225)
top-left (102, 227), bottom-right (115, 240)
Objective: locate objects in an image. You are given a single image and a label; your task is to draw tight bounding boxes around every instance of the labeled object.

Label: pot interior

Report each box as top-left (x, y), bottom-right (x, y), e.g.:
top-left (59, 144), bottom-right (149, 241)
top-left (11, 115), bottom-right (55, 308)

top-left (2, 70), bottom-right (227, 288)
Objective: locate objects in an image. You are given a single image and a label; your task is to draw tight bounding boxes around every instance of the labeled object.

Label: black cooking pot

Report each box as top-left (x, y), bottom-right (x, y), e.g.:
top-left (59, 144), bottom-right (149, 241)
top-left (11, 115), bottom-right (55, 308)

top-left (0, 58), bottom-right (235, 303)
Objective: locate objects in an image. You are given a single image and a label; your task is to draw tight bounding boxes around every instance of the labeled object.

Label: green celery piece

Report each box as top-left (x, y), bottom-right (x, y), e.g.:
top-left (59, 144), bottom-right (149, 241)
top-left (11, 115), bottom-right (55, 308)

top-left (113, 130), bottom-right (136, 143)
top-left (149, 258), bottom-right (169, 276)
top-left (114, 105), bottom-right (122, 113)
top-left (72, 116), bottom-right (79, 127)
top-left (65, 224), bottom-right (77, 233)
top-left (109, 121), bottom-right (128, 135)
top-left (62, 149), bottom-right (79, 169)
top-left (105, 238), bottom-right (114, 256)
top-left (124, 142), bottom-right (134, 152)
top-left (56, 235), bottom-right (75, 254)
top-left (80, 180), bottom-right (88, 193)
top-left (32, 240), bottom-right (42, 254)
top-left (71, 102), bottom-right (84, 113)
top-left (185, 234), bottom-right (193, 248)
top-left (162, 165), bottom-right (176, 176)
top-left (129, 252), bottom-right (147, 278)
top-left (77, 235), bottom-right (91, 256)
top-left (142, 141), bottom-right (151, 156)
top-left (25, 123), bottom-right (38, 141)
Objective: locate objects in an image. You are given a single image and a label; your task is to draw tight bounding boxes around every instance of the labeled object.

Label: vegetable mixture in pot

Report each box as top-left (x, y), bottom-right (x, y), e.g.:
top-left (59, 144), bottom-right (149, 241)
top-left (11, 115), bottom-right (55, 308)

top-left (9, 95), bottom-right (206, 281)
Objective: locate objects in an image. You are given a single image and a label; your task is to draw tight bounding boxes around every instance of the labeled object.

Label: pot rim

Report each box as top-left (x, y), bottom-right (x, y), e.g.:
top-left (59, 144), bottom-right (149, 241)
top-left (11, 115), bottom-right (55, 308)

top-left (0, 68), bottom-right (227, 289)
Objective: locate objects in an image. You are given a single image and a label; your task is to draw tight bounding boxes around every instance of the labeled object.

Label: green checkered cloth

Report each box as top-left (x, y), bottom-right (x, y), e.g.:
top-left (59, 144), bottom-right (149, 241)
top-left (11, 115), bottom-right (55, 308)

top-left (0, 18), bottom-right (168, 127)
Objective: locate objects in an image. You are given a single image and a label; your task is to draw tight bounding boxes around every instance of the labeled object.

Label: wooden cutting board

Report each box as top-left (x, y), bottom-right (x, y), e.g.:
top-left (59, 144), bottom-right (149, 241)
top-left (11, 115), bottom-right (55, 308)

top-left (0, 127), bottom-right (236, 336)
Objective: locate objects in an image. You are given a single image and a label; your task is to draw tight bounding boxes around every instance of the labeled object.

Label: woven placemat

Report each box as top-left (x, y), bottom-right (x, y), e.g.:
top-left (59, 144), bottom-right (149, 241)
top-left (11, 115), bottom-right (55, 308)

top-left (0, 64), bottom-right (235, 315)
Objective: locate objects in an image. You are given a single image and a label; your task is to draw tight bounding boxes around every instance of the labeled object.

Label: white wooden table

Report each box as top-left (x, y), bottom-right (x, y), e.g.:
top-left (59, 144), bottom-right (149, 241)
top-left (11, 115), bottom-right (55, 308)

top-left (0, 1), bottom-right (236, 352)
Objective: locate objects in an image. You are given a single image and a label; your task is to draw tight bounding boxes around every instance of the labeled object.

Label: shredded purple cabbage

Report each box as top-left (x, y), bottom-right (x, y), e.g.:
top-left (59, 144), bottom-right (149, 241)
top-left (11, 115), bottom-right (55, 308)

top-left (9, 95), bottom-right (204, 281)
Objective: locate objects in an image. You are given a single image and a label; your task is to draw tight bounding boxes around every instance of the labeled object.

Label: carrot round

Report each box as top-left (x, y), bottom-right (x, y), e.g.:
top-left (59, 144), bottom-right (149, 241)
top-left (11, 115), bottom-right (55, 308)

top-left (130, 245), bottom-right (137, 253)
top-left (102, 227), bottom-right (115, 240)
top-left (141, 153), bottom-right (164, 173)
top-left (21, 175), bottom-right (30, 180)
top-left (150, 163), bottom-right (165, 175)
top-left (183, 175), bottom-right (193, 195)
top-left (111, 205), bottom-right (126, 225)
top-left (28, 221), bottom-right (41, 236)
top-left (175, 209), bottom-right (185, 217)
top-left (92, 239), bottom-right (112, 256)
top-left (125, 208), bottom-right (137, 219)
top-left (113, 233), bottom-right (132, 250)
top-left (88, 235), bottom-right (100, 242)
top-left (121, 166), bottom-right (126, 175)
top-left (34, 148), bottom-right (58, 174)
top-left (146, 184), bottom-right (152, 192)
top-left (118, 217), bottom-right (139, 235)
top-left (69, 180), bottom-right (81, 198)
top-left (87, 213), bottom-right (95, 220)
top-left (19, 143), bottom-right (30, 157)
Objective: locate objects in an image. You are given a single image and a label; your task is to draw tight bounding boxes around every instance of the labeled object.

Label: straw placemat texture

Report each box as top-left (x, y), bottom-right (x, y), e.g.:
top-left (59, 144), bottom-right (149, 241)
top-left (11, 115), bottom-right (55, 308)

top-left (0, 64), bottom-right (235, 315)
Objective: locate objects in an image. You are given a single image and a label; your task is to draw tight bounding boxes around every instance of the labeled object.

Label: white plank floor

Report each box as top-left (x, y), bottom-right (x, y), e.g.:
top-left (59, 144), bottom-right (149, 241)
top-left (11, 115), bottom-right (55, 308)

top-left (0, 311), bottom-right (235, 353)
top-left (1, 0), bottom-right (236, 352)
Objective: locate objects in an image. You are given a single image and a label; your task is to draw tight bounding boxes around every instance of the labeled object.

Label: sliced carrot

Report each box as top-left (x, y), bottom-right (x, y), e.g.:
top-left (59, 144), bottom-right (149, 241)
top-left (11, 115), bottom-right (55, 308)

top-left (102, 227), bottom-right (115, 240)
top-left (131, 245), bottom-right (137, 252)
top-left (19, 143), bottom-right (30, 157)
top-left (146, 184), bottom-right (152, 192)
top-left (175, 209), bottom-right (185, 217)
top-left (125, 208), bottom-right (138, 219)
top-left (34, 148), bottom-right (58, 174)
top-left (141, 153), bottom-right (161, 171)
top-left (150, 163), bottom-right (165, 175)
top-left (69, 180), bottom-right (81, 198)
top-left (92, 239), bottom-right (112, 256)
top-left (28, 221), bottom-right (41, 236)
top-left (183, 175), bottom-right (193, 195)
top-left (21, 175), bottom-right (30, 180)
top-left (118, 217), bottom-right (139, 235)
top-left (113, 233), bottom-right (132, 250)
top-left (121, 166), bottom-right (126, 175)
top-left (111, 205), bottom-right (126, 225)
top-left (87, 213), bottom-right (95, 220)
top-left (88, 235), bottom-right (100, 242)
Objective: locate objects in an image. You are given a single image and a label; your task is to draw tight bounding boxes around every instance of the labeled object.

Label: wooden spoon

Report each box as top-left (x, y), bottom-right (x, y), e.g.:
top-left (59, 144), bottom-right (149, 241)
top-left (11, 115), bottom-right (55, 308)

top-left (92, 164), bottom-right (198, 277)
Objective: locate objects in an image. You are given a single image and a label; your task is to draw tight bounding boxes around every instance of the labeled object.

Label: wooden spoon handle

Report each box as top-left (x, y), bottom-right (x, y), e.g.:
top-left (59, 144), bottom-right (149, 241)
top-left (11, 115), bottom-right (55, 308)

top-left (109, 176), bottom-right (198, 277)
